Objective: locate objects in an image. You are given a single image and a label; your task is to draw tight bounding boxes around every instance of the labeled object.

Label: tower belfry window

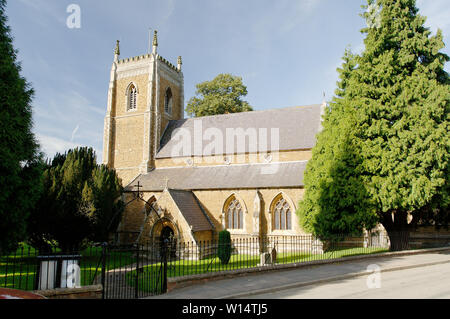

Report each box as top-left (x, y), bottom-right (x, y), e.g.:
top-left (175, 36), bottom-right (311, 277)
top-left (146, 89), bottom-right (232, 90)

top-left (127, 84), bottom-right (137, 111)
top-left (164, 87), bottom-right (173, 115)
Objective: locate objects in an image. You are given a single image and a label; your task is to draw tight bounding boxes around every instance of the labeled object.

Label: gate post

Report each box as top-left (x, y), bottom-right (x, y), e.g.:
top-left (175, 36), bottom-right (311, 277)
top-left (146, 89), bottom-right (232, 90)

top-left (135, 243), bottom-right (140, 299)
top-left (162, 239), bottom-right (168, 293)
top-left (101, 242), bottom-right (107, 299)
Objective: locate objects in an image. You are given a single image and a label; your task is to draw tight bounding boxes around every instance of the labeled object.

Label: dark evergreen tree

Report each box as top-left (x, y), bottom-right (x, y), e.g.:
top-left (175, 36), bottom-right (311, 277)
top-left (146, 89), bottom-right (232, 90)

top-left (298, 50), bottom-right (379, 240)
top-left (27, 147), bottom-right (124, 251)
top-left (355, 0), bottom-right (449, 249)
top-left (0, 0), bottom-right (43, 254)
top-left (83, 165), bottom-right (124, 243)
top-left (298, 0), bottom-right (449, 250)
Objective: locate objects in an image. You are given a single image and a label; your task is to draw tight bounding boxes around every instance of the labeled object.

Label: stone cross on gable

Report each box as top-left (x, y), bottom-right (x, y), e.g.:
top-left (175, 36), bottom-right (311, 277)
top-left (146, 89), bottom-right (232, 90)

top-left (133, 181), bottom-right (144, 199)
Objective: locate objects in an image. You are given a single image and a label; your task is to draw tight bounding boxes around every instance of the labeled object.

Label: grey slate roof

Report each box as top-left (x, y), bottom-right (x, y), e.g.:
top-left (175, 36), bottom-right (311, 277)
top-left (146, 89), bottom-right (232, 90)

top-left (167, 189), bottom-right (215, 232)
top-left (126, 161), bottom-right (308, 192)
top-left (156, 104), bottom-right (323, 159)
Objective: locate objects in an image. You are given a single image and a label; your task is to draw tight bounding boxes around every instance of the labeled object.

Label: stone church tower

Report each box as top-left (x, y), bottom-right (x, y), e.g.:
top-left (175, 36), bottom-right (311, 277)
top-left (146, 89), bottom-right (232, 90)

top-left (102, 31), bottom-right (184, 185)
top-left (103, 31), bottom-right (326, 246)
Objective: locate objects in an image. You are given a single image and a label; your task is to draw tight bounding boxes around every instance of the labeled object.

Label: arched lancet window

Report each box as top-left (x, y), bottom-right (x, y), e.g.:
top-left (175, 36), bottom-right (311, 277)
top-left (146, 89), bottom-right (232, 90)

top-left (226, 197), bottom-right (244, 230)
top-left (272, 197), bottom-right (292, 231)
top-left (164, 87), bottom-right (173, 115)
top-left (127, 83), bottom-right (137, 111)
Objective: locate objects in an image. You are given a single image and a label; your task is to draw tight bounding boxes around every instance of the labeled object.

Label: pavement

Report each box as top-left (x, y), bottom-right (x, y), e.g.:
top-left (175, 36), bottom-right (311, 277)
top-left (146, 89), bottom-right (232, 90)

top-left (244, 262), bottom-right (450, 299)
top-left (147, 248), bottom-right (450, 299)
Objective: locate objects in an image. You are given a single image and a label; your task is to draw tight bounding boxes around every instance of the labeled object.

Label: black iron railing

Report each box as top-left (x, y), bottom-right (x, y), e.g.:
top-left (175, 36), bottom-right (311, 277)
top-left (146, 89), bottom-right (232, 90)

top-left (1, 232), bottom-right (449, 299)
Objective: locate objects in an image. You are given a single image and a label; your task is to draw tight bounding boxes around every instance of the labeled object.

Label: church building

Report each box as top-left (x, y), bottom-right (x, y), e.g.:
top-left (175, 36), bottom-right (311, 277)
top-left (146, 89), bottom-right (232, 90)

top-left (102, 32), bottom-right (325, 246)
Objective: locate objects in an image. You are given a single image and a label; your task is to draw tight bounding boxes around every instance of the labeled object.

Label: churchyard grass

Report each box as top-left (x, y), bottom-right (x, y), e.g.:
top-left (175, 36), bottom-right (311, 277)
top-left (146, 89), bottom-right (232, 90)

top-left (2, 243), bottom-right (389, 293)
top-left (0, 243), bottom-right (135, 291)
top-left (127, 246), bottom-right (388, 293)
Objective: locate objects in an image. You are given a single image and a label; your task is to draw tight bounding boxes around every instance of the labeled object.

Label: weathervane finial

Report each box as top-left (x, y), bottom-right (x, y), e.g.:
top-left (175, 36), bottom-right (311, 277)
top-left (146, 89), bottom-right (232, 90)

top-left (153, 30), bottom-right (158, 47)
top-left (177, 56), bottom-right (182, 71)
top-left (152, 30), bottom-right (158, 55)
top-left (115, 40), bottom-right (120, 56)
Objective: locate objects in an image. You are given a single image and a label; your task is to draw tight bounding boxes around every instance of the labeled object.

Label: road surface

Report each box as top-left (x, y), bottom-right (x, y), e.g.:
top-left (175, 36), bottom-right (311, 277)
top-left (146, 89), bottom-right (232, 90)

top-left (243, 262), bottom-right (450, 299)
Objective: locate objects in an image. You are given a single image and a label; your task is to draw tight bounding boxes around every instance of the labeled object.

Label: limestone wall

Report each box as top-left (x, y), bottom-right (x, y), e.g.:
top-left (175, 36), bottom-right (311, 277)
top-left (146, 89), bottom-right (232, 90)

top-left (104, 54), bottom-right (184, 186)
top-left (113, 74), bottom-right (149, 117)
top-left (192, 188), bottom-right (307, 238)
top-left (158, 75), bottom-right (183, 132)
top-left (118, 187), bottom-right (307, 246)
top-left (108, 73), bottom-right (150, 185)
top-left (155, 150), bottom-right (312, 168)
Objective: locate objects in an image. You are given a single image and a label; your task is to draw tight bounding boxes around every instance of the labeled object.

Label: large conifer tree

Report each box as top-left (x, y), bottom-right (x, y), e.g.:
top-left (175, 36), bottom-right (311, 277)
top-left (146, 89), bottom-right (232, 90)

top-left (0, 0), bottom-right (43, 253)
top-left (27, 147), bottom-right (124, 251)
top-left (298, 50), bottom-right (379, 240)
top-left (298, 0), bottom-right (449, 250)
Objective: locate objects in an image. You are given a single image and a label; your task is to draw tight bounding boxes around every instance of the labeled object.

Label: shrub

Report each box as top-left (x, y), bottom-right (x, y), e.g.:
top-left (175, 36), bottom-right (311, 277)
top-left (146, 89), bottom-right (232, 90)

top-left (218, 230), bottom-right (232, 265)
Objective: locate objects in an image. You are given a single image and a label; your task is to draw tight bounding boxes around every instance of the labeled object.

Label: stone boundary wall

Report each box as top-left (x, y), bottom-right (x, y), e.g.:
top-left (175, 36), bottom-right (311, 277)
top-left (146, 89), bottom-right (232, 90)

top-left (32, 285), bottom-right (102, 299)
top-left (167, 246), bottom-right (450, 293)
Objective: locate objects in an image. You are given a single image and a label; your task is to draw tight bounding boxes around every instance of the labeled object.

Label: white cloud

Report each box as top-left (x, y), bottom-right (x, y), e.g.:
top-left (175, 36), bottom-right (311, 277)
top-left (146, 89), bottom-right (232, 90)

top-left (280, 0), bottom-right (321, 33)
top-left (417, 0), bottom-right (450, 37)
top-left (34, 89), bottom-right (104, 132)
top-left (162, 0), bottom-right (175, 23)
top-left (33, 88), bottom-right (104, 163)
top-left (37, 133), bottom-right (82, 159)
top-left (37, 133), bottom-right (101, 163)
top-left (71, 124), bottom-right (80, 142)
top-left (16, 0), bottom-right (66, 26)
top-left (250, 0), bottom-right (321, 52)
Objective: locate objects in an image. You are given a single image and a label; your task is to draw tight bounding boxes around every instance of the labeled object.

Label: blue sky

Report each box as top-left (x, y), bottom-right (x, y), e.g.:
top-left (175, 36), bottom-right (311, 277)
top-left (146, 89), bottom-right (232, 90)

top-left (5, 0), bottom-right (450, 162)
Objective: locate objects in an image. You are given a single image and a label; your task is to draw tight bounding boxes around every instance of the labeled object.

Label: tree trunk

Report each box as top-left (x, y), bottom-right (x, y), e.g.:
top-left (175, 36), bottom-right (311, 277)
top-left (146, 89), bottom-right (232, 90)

top-left (380, 210), bottom-right (411, 251)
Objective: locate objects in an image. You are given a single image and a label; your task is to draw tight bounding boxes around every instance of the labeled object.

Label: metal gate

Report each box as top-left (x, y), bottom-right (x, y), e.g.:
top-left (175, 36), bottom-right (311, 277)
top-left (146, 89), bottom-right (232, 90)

top-left (100, 242), bottom-right (168, 299)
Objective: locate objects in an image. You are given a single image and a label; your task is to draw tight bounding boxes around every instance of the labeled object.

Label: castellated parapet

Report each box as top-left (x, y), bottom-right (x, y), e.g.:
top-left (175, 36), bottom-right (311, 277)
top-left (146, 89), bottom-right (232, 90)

top-left (116, 54), bottom-right (180, 73)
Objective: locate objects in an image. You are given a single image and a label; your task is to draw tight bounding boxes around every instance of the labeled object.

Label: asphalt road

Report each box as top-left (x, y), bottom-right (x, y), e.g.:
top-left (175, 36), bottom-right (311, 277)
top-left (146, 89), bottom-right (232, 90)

top-left (243, 262), bottom-right (450, 299)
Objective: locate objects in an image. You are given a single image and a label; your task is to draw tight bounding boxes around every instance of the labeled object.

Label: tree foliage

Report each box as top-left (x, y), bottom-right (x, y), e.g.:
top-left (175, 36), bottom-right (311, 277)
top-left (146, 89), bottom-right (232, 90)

top-left (27, 147), bottom-right (124, 251)
top-left (186, 73), bottom-right (253, 117)
top-left (0, 0), bottom-right (43, 254)
top-left (218, 230), bottom-right (232, 265)
top-left (298, 0), bottom-right (449, 246)
top-left (298, 50), bottom-right (379, 240)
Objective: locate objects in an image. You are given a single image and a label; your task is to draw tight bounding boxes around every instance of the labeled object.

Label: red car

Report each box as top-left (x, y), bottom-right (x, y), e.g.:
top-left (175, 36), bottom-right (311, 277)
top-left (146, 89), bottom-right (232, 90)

top-left (0, 288), bottom-right (46, 299)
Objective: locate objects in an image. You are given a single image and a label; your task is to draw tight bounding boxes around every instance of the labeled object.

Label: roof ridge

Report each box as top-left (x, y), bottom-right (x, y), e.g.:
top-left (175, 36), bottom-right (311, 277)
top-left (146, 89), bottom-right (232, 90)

top-left (178, 104), bottom-right (321, 122)
top-left (157, 104), bottom-right (322, 159)
top-left (167, 188), bottom-right (192, 193)
top-left (154, 160), bottom-right (309, 169)
top-left (125, 160), bottom-right (308, 192)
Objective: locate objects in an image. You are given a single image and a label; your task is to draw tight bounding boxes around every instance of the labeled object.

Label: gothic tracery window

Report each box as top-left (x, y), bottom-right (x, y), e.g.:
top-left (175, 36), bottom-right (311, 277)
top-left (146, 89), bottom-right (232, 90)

top-left (226, 198), bottom-right (243, 230)
top-left (273, 197), bottom-right (292, 231)
top-left (127, 83), bottom-right (137, 111)
top-left (164, 87), bottom-right (173, 115)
